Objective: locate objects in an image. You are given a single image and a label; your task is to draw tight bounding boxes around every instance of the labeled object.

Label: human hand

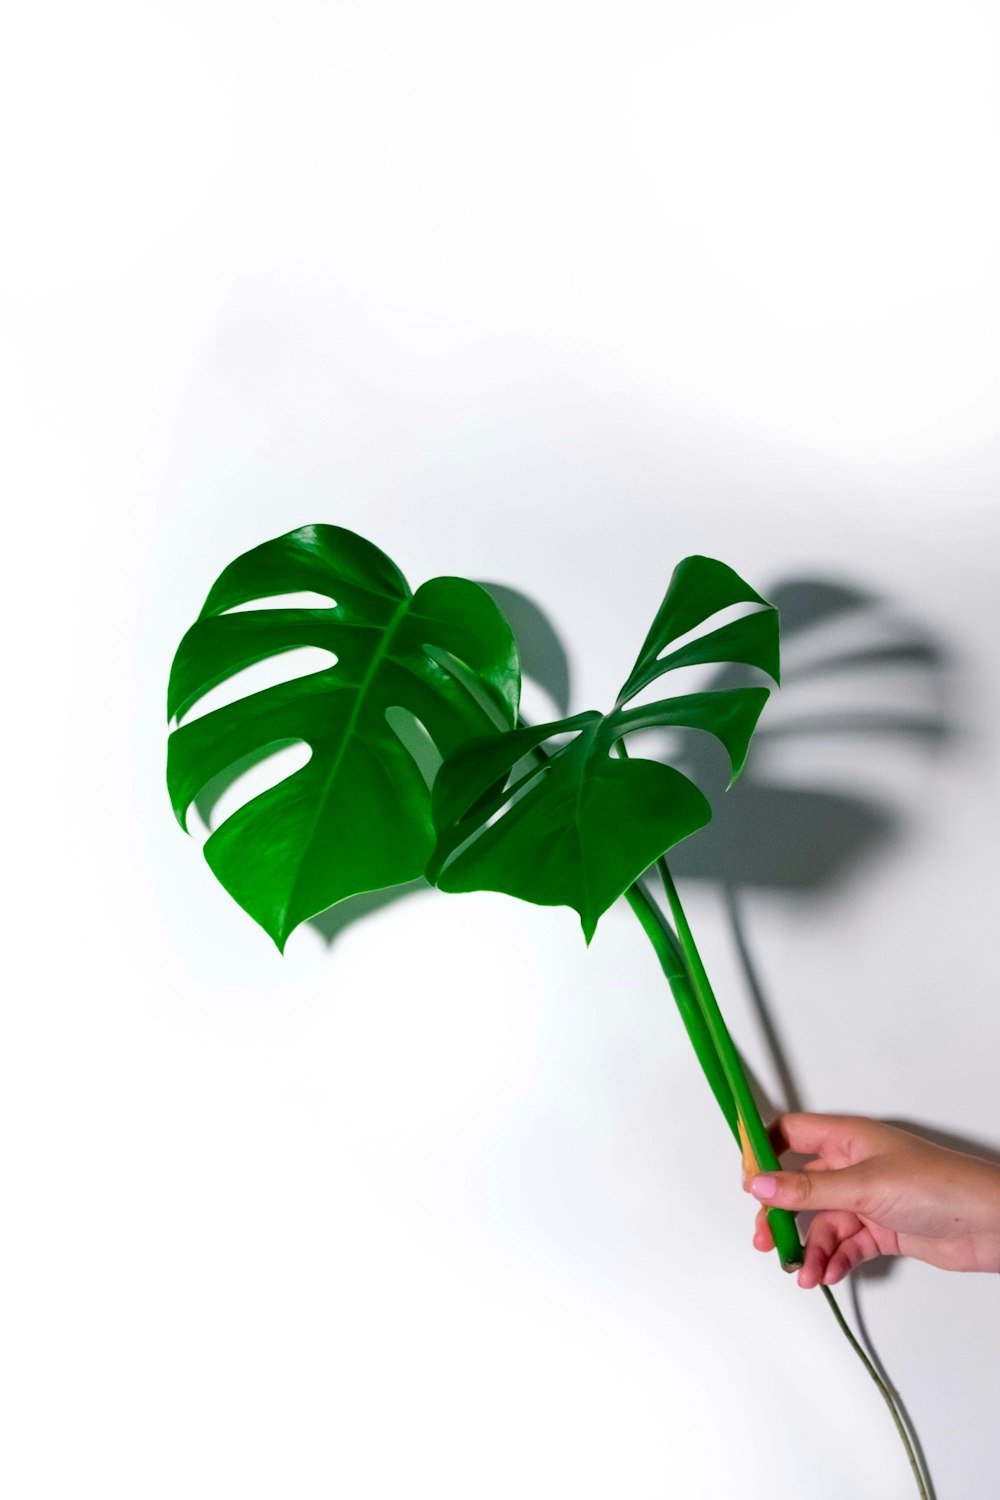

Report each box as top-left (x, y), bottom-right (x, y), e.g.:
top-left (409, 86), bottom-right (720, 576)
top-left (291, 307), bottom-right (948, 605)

top-left (744, 1112), bottom-right (1000, 1288)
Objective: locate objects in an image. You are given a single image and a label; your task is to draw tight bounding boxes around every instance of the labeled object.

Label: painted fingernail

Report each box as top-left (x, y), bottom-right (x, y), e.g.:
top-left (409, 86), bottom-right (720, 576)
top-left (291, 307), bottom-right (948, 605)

top-left (749, 1174), bottom-right (777, 1200)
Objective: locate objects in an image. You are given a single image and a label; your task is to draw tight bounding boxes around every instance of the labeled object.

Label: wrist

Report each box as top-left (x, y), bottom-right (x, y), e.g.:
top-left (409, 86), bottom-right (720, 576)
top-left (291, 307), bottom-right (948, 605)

top-left (973, 1161), bottom-right (1000, 1272)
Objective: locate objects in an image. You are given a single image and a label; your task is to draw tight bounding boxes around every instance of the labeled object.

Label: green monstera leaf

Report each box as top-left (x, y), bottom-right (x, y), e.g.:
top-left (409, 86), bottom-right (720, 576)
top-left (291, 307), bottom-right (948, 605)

top-left (429, 555), bottom-right (778, 941)
top-left (167, 524), bottom-right (519, 949)
top-left (616, 554), bottom-right (779, 706)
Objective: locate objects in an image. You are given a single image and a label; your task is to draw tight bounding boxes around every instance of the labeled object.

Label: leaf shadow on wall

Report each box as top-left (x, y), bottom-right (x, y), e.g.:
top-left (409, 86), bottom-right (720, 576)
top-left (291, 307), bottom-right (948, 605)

top-left (479, 571), bottom-right (967, 1500)
top-left (667, 576), bottom-right (957, 1122)
top-left (674, 581), bottom-right (998, 1153)
top-left (662, 587), bottom-right (994, 1161)
top-left (639, 573), bottom-right (978, 1500)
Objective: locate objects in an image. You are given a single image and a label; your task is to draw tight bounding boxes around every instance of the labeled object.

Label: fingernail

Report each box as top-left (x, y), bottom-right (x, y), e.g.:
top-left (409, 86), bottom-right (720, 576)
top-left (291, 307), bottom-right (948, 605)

top-left (749, 1174), bottom-right (777, 1200)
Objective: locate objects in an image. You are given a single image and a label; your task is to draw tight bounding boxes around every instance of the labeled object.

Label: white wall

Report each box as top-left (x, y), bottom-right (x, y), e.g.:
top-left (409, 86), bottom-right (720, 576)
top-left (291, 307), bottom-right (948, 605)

top-left (5, 3), bottom-right (999, 1496)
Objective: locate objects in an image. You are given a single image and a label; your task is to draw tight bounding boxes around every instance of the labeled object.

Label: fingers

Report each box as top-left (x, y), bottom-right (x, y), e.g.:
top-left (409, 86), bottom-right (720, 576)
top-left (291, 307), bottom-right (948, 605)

top-left (766, 1112), bottom-right (839, 1157)
top-left (797, 1211), bottom-right (845, 1288)
top-left (746, 1199), bottom-right (873, 1286)
top-left (747, 1160), bottom-right (877, 1216)
top-left (766, 1112), bottom-right (887, 1166)
top-left (752, 1206), bottom-right (774, 1252)
top-left (797, 1213), bottom-right (882, 1288)
top-left (744, 1120), bottom-right (887, 1274)
top-left (745, 1162), bottom-right (827, 1256)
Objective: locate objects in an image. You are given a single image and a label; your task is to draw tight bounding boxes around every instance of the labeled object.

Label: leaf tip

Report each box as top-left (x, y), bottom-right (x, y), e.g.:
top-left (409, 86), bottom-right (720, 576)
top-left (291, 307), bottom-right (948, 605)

top-left (259, 915), bottom-right (290, 956)
top-left (170, 794), bottom-right (192, 834)
top-left (724, 753), bottom-right (748, 792)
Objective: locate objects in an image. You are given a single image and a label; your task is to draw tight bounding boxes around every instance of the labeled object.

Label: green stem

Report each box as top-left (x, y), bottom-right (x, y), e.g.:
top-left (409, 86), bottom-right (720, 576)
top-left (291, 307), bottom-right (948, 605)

top-left (649, 861), bottom-right (931, 1498)
top-left (574, 729), bottom-right (923, 1493)
top-left (626, 877), bottom-right (930, 1500)
top-left (821, 1287), bottom-right (932, 1500)
top-left (605, 738), bottom-right (791, 1242)
top-left (655, 856), bottom-right (804, 1272)
top-left (531, 724), bottom-right (741, 1148)
top-left (638, 872), bottom-right (930, 1499)
top-left (624, 883), bottom-right (740, 1145)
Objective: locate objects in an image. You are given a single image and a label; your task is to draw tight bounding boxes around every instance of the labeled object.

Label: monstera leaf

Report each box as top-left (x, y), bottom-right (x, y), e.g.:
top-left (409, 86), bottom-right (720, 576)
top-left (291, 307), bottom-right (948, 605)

top-left (616, 554), bottom-right (778, 706)
top-left (167, 524), bottom-right (519, 949)
top-left (429, 556), bottom-right (778, 941)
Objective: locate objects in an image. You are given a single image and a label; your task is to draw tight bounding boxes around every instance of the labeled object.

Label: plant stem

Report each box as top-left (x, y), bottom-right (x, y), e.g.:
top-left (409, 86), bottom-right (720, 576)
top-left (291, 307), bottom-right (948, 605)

top-left (608, 740), bottom-right (799, 1255)
top-left (624, 883), bottom-right (740, 1145)
top-left (649, 866), bottom-right (931, 1498)
top-left (821, 1287), bottom-right (932, 1500)
top-left (654, 857), bottom-right (804, 1271)
top-left (537, 725), bottom-right (739, 1147)
top-left (631, 876), bottom-right (931, 1500)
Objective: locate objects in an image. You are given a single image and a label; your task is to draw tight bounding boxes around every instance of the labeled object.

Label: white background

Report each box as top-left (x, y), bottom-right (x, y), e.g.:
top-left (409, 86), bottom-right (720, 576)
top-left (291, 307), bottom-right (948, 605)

top-left (4, 3), bottom-right (999, 1496)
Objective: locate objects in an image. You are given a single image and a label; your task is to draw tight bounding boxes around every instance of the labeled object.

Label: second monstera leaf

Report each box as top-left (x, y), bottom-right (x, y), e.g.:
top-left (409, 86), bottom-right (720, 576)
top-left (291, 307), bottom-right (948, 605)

top-left (429, 555), bottom-right (778, 940)
top-left (167, 524), bottom-right (519, 949)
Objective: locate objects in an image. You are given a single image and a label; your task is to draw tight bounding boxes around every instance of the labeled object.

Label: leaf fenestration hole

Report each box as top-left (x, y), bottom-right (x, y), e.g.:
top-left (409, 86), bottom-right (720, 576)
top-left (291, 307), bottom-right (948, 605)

top-left (618, 724), bottom-right (729, 794)
top-left (654, 602), bottom-right (770, 661)
top-left (222, 591), bottom-right (336, 613)
top-left (482, 756), bottom-right (550, 829)
top-left (384, 706), bottom-right (442, 789)
top-left (177, 646), bottom-right (338, 725)
top-left (436, 760), bottom-right (552, 869)
top-left (189, 739), bottom-right (312, 841)
top-left (422, 644), bottom-right (511, 730)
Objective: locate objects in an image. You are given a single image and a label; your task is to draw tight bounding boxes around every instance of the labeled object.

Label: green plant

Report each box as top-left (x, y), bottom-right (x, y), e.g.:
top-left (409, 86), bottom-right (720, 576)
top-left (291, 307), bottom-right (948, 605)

top-left (167, 525), bottom-right (518, 949)
top-left (167, 523), bottom-right (929, 1498)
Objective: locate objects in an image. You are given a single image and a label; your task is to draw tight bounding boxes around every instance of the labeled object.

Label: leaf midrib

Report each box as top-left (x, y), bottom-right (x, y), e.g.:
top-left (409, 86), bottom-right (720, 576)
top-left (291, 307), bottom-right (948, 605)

top-left (282, 594), bottom-right (414, 928)
top-left (569, 722), bottom-right (606, 931)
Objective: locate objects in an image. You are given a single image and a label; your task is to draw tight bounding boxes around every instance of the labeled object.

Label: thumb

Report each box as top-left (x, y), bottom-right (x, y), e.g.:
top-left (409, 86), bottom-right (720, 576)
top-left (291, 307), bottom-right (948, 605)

top-left (748, 1163), bottom-right (877, 1215)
